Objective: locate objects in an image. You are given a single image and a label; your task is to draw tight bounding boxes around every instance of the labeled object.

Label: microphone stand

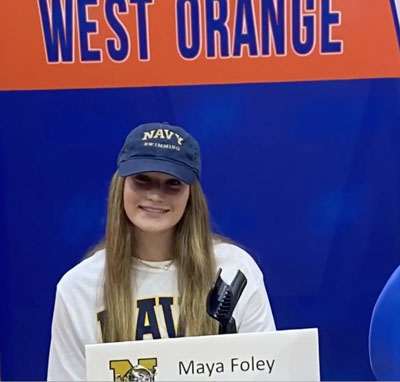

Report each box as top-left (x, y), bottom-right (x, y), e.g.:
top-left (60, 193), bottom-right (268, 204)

top-left (206, 268), bottom-right (247, 334)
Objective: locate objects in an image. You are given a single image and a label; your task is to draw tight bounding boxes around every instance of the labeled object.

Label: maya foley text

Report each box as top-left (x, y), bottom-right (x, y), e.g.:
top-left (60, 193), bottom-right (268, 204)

top-left (178, 356), bottom-right (275, 377)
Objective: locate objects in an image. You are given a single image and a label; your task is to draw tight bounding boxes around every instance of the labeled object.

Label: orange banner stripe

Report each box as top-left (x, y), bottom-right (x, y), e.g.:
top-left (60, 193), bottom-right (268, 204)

top-left (0, 0), bottom-right (399, 91)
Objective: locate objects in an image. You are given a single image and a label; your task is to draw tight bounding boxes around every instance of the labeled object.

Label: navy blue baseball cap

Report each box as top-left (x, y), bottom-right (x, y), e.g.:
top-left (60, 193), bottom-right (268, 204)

top-left (118, 122), bottom-right (201, 185)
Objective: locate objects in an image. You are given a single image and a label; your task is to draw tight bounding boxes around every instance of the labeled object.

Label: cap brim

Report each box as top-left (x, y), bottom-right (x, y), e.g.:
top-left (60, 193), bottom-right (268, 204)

top-left (118, 158), bottom-right (197, 185)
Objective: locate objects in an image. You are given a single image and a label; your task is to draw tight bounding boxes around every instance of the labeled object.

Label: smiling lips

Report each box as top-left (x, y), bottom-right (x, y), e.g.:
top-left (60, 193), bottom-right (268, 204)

top-left (139, 206), bottom-right (169, 214)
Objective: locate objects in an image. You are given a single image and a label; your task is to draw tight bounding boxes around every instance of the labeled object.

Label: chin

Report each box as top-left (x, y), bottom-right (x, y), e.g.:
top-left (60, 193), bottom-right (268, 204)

top-left (135, 222), bottom-right (174, 234)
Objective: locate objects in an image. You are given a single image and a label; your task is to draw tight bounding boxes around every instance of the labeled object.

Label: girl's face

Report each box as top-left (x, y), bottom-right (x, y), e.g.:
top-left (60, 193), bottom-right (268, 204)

top-left (123, 172), bottom-right (190, 234)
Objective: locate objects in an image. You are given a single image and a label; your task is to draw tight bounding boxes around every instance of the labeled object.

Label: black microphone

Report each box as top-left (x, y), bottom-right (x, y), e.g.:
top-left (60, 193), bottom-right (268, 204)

top-left (206, 268), bottom-right (247, 334)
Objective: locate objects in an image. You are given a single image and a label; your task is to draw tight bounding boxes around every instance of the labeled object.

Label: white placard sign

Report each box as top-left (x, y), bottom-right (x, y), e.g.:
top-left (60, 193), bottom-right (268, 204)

top-left (86, 328), bottom-right (319, 381)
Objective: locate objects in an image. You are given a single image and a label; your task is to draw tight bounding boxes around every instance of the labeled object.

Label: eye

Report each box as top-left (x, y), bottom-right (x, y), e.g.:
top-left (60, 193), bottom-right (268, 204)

top-left (166, 178), bottom-right (182, 187)
top-left (134, 174), bottom-right (150, 183)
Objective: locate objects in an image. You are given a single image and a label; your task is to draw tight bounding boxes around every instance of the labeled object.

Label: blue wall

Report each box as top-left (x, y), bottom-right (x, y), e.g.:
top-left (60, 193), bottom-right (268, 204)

top-left (1, 78), bottom-right (399, 380)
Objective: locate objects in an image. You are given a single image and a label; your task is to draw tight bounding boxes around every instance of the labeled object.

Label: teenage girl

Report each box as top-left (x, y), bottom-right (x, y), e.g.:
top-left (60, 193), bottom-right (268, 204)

top-left (47, 122), bottom-right (275, 381)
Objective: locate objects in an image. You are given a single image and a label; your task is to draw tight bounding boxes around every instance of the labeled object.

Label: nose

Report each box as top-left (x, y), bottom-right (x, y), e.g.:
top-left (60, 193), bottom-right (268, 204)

top-left (146, 184), bottom-right (165, 203)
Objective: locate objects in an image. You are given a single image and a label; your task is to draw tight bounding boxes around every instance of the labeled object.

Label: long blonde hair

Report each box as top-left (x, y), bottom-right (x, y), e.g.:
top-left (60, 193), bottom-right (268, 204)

top-left (101, 171), bottom-right (219, 342)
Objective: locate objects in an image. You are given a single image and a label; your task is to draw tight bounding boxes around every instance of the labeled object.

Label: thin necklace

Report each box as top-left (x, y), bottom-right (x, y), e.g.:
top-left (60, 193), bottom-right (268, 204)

top-left (135, 257), bottom-right (175, 271)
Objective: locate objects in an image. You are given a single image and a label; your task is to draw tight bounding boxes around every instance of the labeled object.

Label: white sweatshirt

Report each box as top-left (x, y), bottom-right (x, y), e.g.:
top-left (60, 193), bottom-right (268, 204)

top-left (47, 242), bottom-right (275, 381)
